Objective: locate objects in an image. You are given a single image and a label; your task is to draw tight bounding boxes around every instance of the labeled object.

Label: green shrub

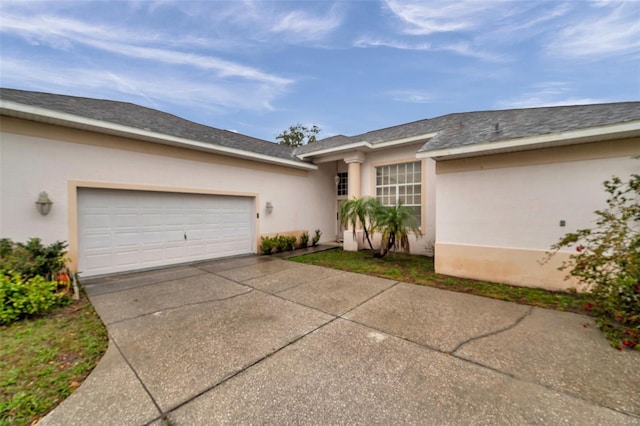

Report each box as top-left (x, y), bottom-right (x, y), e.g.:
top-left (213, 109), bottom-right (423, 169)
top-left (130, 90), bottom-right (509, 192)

top-left (546, 173), bottom-right (639, 350)
top-left (300, 232), bottom-right (310, 249)
top-left (286, 236), bottom-right (296, 251)
top-left (275, 235), bottom-right (289, 253)
top-left (0, 238), bottom-right (13, 257)
top-left (261, 234), bottom-right (300, 254)
top-left (311, 229), bottom-right (322, 247)
top-left (0, 238), bottom-right (68, 280)
top-left (260, 236), bottom-right (276, 255)
top-left (0, 270), bottom-right (71, 325)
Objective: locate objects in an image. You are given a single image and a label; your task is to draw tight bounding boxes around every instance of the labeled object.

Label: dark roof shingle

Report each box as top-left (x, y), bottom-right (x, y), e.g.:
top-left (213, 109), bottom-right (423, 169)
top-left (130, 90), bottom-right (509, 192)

top-left (0, 88), bottom-right (300, 162)
top-left (297, 102), bottom-right (640, 155)
top-left (3, 88), bottom-right (638, 160)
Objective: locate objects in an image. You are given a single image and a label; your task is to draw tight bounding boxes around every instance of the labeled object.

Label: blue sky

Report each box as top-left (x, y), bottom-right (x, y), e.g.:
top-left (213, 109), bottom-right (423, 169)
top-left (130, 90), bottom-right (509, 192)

top-left (1, 0), bottom-right (639, 142)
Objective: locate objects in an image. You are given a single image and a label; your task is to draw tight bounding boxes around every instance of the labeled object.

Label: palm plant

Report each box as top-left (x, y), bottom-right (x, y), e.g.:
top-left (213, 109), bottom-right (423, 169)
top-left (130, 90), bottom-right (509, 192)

top-left (375, 201), bottom-right (422, 258)
top-left (339, 196), bottom-right (381, 250)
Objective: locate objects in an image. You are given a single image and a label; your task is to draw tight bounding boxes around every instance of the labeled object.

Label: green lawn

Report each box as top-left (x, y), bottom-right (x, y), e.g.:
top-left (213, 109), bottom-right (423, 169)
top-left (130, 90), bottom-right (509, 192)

top-left (0, 294), bottom-right (108, 426)
top-left (290, 249), bottom-right (592, 313)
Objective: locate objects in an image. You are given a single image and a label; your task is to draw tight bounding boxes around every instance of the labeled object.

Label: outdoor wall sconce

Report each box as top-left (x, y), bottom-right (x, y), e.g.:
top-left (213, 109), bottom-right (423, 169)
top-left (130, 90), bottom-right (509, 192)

top-left (334, 175), bottom-right (341, 186)
top-left (265, 201), bottom-right (273, 214)
top-left (35, 191), bottom-right (53, 216)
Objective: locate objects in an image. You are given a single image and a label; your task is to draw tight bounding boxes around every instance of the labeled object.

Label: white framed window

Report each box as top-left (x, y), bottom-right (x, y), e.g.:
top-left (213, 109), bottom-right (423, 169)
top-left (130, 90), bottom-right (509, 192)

top-left (375, 161), bottom-right (421, 225)
top-left (337, 172), bottom-right (348, 196)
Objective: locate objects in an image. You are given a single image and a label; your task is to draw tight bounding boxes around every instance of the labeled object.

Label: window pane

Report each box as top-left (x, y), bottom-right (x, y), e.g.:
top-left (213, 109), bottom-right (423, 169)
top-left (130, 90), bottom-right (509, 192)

top-left (375, 162), bottom-right (421, 219)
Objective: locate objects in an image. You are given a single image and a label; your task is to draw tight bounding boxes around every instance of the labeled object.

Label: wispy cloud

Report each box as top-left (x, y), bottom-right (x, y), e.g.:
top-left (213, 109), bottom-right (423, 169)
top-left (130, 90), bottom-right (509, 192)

top-left (496, 82), bottom-right (610, 109)
top-left (353, 37), bottom-right (431, 50)
top-left (436, 42), bottom-right (506, 62)
top-left (1, 58), bottom-right (285, 113)
top-left (165, 0), bottom-right (345, 44)
top-left (387, 89), bottom-right (435, 104)
top-left (546, 2), bottom-right (640, 59)
top-left (1, 13), bottom-right (290, 85)
top-left (353, 37), bottom-right (505, 62)
top-left (270, 6), bottom-right (344, 42)
top-left (383, 0), bottom-right (508, 35)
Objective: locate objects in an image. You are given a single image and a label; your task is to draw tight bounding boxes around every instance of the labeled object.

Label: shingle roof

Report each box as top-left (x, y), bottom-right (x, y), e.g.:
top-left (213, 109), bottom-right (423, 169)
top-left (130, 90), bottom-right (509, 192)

top-left (297, 102), bottom-right (640, 156)
top-left (3, 88), bottom-right (638, 161)
top-left (0, 88), bottom-right (301, 163)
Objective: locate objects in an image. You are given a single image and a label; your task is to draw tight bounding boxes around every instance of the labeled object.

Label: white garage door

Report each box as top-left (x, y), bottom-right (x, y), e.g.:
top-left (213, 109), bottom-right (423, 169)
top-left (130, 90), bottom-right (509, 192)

top-left (78, 188), bottom-right (254, 277)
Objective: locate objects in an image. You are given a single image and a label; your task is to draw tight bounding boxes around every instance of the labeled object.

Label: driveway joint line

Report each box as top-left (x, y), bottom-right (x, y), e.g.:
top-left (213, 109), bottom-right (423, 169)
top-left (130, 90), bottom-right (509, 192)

top-left (237, 268), bottom-right (349, 296)
top-left (103, 288), bottom-right (254, 326)
top-left (336, 280), bottom-right (401, 318)
top-left (154, 270), bottom-right (399, 419)
top-left (83, 270), bottom-right (209, 297)
top-left (452, 351), bottom-right (640, 419)
top-left (109, 338), bottom-right (164, 421)
top-left (160, 315), bottom-right (340, 419)
top-left (212, 262), bottom-right (308, 283)
top-left (450, 306), bottom-right (534, 354)
top-left (272, 270), bottom-right (349, 295)
top-left (248, 277), bottom-right (400, 319)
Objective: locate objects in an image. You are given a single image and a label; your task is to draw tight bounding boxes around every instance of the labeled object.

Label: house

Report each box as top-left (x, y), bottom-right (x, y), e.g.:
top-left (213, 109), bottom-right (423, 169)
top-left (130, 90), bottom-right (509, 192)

top-left (0, 88), bottom-right (336, 277)
top-left (1, 88), bottom-right (639, 290)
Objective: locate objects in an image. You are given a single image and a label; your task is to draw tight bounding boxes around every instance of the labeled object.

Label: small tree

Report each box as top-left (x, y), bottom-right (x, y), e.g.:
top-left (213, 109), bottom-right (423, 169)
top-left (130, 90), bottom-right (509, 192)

top-left (376, 202), bottom-right (422, 258)
top-left (545, 173), bottom-right (639, 350)
top-left (276, 124), bottom-right (320, 148)
top-left (340, 197), bottom-right (380, 251)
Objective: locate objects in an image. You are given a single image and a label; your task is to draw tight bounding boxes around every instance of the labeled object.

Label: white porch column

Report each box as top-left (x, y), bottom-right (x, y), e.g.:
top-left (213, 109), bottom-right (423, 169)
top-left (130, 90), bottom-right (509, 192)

top-left (344, 151), bottom-right (365, 199)
top-left (343, 152), bottom-right (366, 251)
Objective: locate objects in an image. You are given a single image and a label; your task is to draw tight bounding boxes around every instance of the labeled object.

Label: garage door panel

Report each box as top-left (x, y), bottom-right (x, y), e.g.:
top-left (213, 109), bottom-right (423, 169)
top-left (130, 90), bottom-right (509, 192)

top-left (165, 213), bottom-right (185, 225)
top-left (186, 245), bottom-right (204, 256)
top-left (83, 234), bottom-right (112, 250)
top-left (142, 214), bottom-right (163, 226)
top-left (142, 248), bottom-right (164, 262)
top-left (141, 231), bottom-right (164, 245)
top-left (78, 189), bottom-right (255, 277)
top-left (83, 214), bottom-right (111, 229)
top-left (114, 232), bottom-right (139, 247)
top-left (85, 253), bottom-right (112, 270)
top-left (166, 246), bottom-right (186, 259)
top-left (115, 250), bottom-right (140, 266)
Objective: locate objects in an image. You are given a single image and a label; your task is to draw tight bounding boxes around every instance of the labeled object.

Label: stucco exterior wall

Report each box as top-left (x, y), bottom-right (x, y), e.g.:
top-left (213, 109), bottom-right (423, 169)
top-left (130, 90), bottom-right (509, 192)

top-left (0, 118), bottom-right (336, 270)
top-left (434, 138), bottom-right (640, 290)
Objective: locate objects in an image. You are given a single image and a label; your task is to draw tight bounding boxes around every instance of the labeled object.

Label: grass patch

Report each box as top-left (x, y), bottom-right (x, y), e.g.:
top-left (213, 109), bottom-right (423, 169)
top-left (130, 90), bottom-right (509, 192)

top-left (0, 293), bottom-right (108, 426)
top-left (291, 249), bottom-right (592, 313)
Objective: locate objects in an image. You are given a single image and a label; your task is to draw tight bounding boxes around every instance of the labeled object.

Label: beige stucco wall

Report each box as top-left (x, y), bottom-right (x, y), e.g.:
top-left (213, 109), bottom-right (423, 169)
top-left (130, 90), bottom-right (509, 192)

top-left (0, 117), bottom-right (336, 271)
top-left (434, 138), bottom-right (640, 290)
top-left (341, 144), bottom-right (436, 254)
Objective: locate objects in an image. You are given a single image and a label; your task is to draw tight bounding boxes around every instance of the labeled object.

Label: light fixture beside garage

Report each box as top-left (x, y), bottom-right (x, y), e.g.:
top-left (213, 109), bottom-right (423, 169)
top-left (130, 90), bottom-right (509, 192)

top-left (265, 201), bottom-right (273, 214)
top-left (35, 191), bottom-right (53, 216)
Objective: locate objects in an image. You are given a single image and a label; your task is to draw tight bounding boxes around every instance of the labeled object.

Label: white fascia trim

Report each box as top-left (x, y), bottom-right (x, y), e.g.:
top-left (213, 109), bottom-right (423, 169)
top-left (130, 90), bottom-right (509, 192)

top-left (296, 132), bottom-right (437, 159)
top-left (1, 100), bottom-right (317, 170)
top-left (416, 121), bottom-right (640, 159)
top-left (297, 141), bottom-right (372, 159)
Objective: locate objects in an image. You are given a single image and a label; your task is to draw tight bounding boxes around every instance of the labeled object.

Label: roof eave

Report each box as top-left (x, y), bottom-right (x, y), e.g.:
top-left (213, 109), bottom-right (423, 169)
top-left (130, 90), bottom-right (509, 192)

top-left (296, 132), bottom-right (437, 160)
top-left (416, 121), bottom-right (640, 160)
top-left (0, 100), bottom-right (317, 171)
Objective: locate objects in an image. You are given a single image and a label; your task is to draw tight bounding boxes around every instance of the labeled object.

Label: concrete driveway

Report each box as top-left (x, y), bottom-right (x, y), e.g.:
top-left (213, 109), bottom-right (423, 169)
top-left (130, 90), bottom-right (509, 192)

top-left (41, 255), bottom-right (639, 425)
